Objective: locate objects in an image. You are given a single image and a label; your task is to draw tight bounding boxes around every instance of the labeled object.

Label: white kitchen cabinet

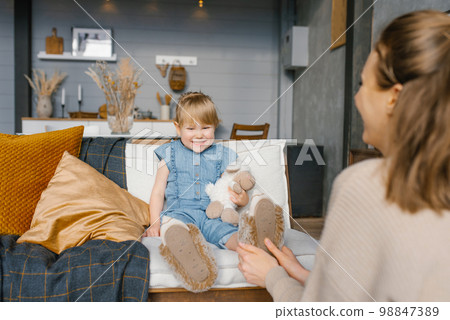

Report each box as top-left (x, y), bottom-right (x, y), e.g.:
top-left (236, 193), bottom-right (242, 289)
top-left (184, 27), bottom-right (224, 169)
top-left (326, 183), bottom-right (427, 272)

top-left (152, 121), bottom-right (177, 136)
top-left (21, 118), bottom-right (177, 137)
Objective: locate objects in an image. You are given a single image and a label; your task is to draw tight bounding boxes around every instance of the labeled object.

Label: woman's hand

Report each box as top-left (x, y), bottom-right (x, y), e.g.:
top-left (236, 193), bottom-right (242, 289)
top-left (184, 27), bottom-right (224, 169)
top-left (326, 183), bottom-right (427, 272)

top-left (228, 187), bottom-right (249, 207)
top-left (236, 242), bottom-right (279, 287)
top-left (263, 238), bottom-right (310, 285)
top-left (237, 238), bottom-right (310, 287)
top-left (143, 223), bottom-right (160, 238)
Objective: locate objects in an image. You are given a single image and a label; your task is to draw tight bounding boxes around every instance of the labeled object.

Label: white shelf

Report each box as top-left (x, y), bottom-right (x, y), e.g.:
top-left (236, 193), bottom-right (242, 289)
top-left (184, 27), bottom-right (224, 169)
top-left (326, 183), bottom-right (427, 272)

top-left (37, 51), bottom-right (117, 62)
top-left (156, 55), bottom-right (197, 66)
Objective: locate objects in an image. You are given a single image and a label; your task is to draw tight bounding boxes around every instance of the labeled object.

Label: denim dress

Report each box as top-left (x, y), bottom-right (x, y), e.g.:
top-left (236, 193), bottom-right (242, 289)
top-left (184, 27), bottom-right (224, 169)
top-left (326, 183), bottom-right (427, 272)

top-left (155, 139), bottom-right (238, 248)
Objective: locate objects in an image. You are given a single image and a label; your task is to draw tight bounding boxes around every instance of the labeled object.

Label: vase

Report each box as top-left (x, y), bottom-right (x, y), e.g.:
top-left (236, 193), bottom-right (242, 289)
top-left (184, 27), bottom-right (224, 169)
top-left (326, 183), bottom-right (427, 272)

top-left (36, 95), bottom-right (53, 118)
top-left (160, 104), bottom-right (170, 120)
top-left (106, 103), bottom-right (134, 135)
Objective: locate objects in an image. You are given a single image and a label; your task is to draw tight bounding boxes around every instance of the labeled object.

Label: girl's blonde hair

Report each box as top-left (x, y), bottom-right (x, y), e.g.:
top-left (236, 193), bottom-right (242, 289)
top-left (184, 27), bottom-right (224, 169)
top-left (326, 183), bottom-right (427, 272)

top-left (374, 10), bottom-right (450, 213)
top-left (175, 92), bottom-right (220, 128)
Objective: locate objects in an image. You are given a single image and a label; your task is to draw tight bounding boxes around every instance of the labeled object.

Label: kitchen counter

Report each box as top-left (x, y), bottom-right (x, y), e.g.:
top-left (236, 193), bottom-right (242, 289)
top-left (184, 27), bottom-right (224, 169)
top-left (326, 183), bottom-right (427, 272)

top-left (21, 117), bottom-right (177, 137)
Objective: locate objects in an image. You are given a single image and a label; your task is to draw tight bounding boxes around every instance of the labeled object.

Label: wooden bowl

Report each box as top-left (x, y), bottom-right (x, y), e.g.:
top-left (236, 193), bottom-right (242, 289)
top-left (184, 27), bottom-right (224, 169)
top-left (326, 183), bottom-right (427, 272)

top-left (98, 104), bottom-right (107, 119)
top-left (69, 112), bottom-right (98, 119)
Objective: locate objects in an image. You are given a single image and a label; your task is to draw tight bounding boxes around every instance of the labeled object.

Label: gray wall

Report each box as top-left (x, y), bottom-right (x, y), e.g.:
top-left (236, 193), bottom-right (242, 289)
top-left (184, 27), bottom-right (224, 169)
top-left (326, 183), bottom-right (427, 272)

top-left (29, 0), bottom-right (280, 139)
top-left (372, 0), bottom-right (449, 42)
top-left (349, 0), bottom-right (449, 150)
top-left (0, 0), bottom-right (14, 134)
top-left (293, 0), bottom-right (346, 212)
top-left (349, 0), bottom-right (374, 150)
top-left (277, 0), bottom-right (295, 139)
top-left (292, 0), bottom-right (449, 215)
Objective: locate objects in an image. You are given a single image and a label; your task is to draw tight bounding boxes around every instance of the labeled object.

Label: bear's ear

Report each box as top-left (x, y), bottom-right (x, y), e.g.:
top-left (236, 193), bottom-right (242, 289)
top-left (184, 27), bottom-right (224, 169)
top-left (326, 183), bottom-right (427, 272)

top-left (226, 164), bottom-right (240, 173)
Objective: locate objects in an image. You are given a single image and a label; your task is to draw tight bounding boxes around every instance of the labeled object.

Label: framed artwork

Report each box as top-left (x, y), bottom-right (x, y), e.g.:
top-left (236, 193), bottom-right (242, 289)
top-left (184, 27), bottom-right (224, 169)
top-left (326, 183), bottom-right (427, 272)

top-left (72, 27), bottom-right (113, 57)
top-left (330, 0), bottom-right (347, 50)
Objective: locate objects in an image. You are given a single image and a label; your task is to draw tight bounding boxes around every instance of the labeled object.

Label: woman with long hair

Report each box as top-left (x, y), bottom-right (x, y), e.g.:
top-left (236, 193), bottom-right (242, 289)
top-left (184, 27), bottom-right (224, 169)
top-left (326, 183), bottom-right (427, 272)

top-left (237, 10), bottom-right (450, 301)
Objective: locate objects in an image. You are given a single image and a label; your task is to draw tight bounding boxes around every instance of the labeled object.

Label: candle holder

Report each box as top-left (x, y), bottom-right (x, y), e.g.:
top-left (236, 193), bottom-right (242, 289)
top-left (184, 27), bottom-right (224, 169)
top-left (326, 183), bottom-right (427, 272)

top-left (61, 103), bottom-right (65, 118)
top-left (78, 100), bottom-right (82, 112)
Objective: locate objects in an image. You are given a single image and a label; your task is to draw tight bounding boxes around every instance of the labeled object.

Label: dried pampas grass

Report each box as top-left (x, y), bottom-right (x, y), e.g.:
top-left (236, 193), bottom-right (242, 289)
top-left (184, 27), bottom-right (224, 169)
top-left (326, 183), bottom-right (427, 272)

top-left (24, 69), bottom-right (67, 96)
top-left (85, 58), bottom-right (142, 132)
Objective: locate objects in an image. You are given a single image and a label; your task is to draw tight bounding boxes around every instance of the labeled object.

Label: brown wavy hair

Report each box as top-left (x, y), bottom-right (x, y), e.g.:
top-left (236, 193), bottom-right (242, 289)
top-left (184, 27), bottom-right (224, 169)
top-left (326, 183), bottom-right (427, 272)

top-left (374, 10), bottom-right (450, 213)
top-left (175, 91), bottom-right (220, 128)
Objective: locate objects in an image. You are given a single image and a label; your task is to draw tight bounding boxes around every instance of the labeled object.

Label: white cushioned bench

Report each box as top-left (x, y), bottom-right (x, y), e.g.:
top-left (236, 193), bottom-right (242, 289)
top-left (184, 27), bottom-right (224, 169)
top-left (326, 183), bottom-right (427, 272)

top-left (125, 139), bottom-right (318, 298)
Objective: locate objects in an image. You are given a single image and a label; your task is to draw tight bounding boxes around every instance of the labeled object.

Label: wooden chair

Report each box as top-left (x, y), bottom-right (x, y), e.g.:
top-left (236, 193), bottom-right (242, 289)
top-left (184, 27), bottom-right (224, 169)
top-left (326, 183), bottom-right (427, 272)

top-left (230, 123), bottom-right (270, 140)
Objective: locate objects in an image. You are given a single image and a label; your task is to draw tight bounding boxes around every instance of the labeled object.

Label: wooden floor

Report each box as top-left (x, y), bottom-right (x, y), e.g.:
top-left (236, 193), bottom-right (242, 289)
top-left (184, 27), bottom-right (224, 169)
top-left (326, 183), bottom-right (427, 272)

top-left (291, 217), bottom-right (325, 240)
top-left (148, 287), bottom-right (272, 302)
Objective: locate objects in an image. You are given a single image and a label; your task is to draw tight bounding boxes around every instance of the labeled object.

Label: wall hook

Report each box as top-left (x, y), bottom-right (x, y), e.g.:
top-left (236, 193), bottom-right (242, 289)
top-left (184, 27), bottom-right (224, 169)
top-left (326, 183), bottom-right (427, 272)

top-left (156, 63), bottom-right (169, 77)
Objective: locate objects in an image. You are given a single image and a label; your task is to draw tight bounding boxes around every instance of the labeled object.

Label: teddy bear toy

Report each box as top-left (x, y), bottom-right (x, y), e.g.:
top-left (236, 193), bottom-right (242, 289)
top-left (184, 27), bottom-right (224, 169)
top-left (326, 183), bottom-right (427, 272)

top-left (205, 164), bottom-right (256, 225)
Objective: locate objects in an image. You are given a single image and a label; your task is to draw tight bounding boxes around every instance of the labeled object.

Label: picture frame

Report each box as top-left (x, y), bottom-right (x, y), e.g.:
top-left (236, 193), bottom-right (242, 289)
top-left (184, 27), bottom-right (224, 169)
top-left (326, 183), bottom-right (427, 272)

top-left (72, 27), bottom-right (113, 57)
top-left (330, 0), bottom-right (347, 50)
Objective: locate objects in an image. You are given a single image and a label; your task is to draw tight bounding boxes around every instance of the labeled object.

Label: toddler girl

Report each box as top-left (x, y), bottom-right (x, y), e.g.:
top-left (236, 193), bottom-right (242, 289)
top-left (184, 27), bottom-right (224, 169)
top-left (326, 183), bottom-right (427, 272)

top-left (143, 92), bottom-right (284, 292)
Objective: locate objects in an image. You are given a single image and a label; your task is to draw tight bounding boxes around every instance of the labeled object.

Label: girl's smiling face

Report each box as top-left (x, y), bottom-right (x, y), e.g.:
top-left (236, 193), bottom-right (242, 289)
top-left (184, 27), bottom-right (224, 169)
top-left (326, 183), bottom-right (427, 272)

top-left (175, 120), bottom-right (215, 153)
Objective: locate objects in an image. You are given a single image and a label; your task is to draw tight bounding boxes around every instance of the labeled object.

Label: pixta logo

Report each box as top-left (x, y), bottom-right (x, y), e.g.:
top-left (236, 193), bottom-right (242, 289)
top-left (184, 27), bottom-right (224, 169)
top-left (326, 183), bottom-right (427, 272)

top-left (294, 139), bottom-right (325, 166)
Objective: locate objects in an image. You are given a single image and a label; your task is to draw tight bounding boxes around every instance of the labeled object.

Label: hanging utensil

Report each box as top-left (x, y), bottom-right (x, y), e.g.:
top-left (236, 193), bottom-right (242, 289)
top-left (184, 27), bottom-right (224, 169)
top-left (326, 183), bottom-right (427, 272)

top-left (156, 92), bottom-right (163, 105)
top-left (169, 60), bottom-right (186, 91)
top-left (165, 94), bottom-right (172, 105)
top-left (156, 63), bottom-right (169, 78)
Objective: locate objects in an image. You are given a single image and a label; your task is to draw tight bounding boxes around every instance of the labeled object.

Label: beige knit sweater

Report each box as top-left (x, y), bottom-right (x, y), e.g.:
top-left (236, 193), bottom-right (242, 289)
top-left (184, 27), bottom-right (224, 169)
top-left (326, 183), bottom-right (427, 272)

top-left (266, 159), bottom-right (450, 302)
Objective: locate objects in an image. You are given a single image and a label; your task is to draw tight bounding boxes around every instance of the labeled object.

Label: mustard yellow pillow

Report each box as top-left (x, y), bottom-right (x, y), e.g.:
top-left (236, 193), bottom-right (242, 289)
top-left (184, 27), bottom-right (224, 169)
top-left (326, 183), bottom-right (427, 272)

top-left (0, 126), bottom-right (84, 235)
top-left (17, 151), bottom-right (150, 254)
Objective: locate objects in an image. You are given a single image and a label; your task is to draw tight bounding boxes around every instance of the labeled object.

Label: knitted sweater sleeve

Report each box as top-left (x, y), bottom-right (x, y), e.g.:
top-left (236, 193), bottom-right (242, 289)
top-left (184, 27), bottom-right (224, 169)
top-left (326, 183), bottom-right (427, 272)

top-left (267, 159), bottom-right (450, 302)
top-left (265, 266), bottom-right (305, 301)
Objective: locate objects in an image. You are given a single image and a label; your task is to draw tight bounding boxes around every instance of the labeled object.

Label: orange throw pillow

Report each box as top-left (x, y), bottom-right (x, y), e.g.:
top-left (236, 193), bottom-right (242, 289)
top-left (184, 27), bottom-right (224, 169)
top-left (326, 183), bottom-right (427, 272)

top-left (0, 126), bottom-right (84, 235)
top-left (18, 152), bottom-right (150, 254)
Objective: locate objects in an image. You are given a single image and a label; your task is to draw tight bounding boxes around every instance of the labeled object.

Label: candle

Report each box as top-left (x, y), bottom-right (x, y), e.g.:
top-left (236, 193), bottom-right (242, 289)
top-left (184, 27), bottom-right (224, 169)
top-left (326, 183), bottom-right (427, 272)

top-left (78, 84), bottom-right (82, 101)
top-left (61, 88), bottom-right (65, 105)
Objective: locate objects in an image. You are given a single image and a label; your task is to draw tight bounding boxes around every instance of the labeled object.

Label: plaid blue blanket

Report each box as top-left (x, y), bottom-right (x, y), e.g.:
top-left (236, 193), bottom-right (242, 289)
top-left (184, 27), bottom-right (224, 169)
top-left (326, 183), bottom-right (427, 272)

top-left (0, 235), bottom-right (149, 301)
top-left (79, 137), bottom-right (128, 189)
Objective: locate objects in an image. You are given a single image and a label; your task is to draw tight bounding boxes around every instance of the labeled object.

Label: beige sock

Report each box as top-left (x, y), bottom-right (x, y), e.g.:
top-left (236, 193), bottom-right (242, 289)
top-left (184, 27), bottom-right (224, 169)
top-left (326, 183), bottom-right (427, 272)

top-left (253, 198), bottom-right (277, 251)
top-left (247, 190), bottom-right (269, 216)
top-left (163, 224), bottom-right (209, 282)
top-left (160, 216), bottom-right (189, 245)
